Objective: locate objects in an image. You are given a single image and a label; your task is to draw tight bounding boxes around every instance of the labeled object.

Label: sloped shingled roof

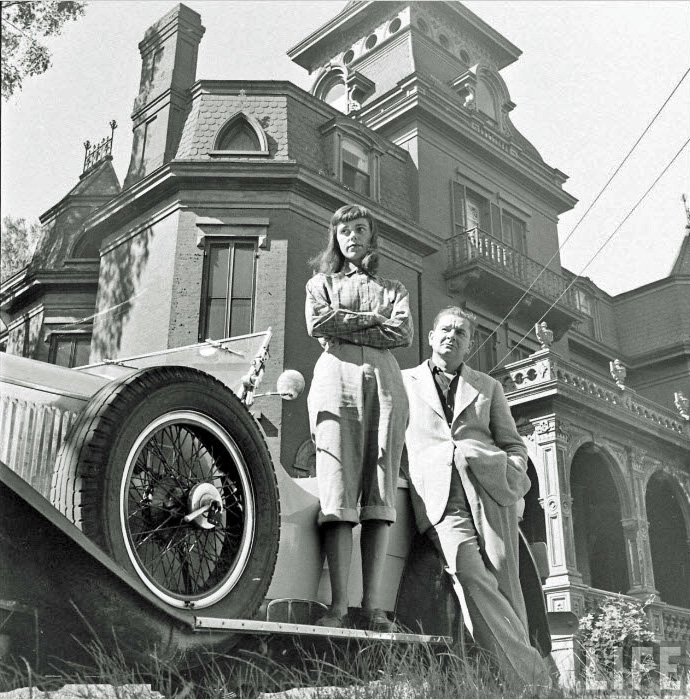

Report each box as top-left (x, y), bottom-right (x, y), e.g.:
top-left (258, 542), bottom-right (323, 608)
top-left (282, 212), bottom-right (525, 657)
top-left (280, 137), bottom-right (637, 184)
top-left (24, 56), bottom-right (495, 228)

top-left (670, 226), bottom-right (690, 275)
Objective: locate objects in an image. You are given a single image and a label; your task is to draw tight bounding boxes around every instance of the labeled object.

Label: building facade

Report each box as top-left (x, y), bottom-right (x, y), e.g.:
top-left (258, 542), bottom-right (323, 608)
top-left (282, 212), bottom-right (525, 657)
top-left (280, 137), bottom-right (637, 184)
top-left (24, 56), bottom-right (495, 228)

top-left (1, 1), bottom-right (689, 679)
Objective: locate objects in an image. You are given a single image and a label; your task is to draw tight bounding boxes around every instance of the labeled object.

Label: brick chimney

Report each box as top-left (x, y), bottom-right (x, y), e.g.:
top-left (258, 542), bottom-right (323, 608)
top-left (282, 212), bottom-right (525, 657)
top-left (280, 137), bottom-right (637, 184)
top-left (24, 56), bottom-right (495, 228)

top-left (124, 4), bottom-right (205, 188)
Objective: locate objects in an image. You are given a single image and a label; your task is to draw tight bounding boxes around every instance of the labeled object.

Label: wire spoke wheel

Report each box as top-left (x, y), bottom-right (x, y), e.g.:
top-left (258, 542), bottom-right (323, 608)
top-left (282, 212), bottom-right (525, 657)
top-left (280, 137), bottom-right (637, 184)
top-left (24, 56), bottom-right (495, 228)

top-left (52, 366), bottom-right (280, 633)
top-left (122, 411), bottom-right (255, 608)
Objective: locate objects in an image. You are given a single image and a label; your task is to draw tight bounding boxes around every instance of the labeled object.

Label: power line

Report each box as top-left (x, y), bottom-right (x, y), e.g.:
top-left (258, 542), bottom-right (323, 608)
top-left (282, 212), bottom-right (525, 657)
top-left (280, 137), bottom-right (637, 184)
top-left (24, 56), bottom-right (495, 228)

top-left (467, 66), bottom-right (690, 364)
top-left (490, 136), bottom-right (690, 371)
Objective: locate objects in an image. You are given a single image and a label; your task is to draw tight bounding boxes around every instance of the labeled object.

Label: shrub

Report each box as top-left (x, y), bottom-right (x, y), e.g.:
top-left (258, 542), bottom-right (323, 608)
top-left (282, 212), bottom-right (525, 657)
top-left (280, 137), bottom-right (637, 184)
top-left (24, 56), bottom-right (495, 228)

top-left (578, 594), bottom-right (657, 688)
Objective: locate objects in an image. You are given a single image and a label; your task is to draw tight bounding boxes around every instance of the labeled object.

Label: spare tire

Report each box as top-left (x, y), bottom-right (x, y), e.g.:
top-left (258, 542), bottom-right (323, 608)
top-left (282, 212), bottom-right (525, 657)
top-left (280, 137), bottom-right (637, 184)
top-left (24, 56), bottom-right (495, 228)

top-left (51, 366), bottom-right (280, 619)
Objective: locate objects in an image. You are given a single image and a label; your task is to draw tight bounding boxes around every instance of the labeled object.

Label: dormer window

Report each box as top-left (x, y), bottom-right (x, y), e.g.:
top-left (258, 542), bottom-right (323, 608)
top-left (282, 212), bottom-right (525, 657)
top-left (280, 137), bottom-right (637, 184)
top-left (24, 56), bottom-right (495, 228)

top-left (573, 287), bottom-right (599, 338)
top-left (321, 118), bottom-right (382, 201)
top-left (210, 113), bottom-right (269, 156)
top-left (313, 64), bottom-right (375, 115)
top-left (323, 78), bottom-right (348, 113)
top-left (341, 139), bottom-right (370, 196)
top-left (451, 66), bottom-right (513, 133)
top-left (476, 80), bottom-right (498, 121)
top-left (219, 121), bottom-right (260, 151)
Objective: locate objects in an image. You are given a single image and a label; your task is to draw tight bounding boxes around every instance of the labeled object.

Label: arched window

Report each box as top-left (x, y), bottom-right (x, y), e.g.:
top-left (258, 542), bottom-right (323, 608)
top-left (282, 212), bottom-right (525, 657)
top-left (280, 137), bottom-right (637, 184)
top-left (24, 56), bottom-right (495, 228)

top-left (313, 63), bottom-right (374, 115)
top-left (218, 120), bottom-right (260, 151)
top-left (476, 79), bottom-right (498, 121)
top-left (323, 79), bottom-right (348, 113)
top-left (212, 113), bottom-right (268, 156)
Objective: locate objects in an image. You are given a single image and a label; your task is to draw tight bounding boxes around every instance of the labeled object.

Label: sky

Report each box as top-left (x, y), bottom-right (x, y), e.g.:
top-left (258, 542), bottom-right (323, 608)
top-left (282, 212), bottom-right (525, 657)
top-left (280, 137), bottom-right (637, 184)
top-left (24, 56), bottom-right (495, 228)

top-left (1, 0), bottom-right (689, 296)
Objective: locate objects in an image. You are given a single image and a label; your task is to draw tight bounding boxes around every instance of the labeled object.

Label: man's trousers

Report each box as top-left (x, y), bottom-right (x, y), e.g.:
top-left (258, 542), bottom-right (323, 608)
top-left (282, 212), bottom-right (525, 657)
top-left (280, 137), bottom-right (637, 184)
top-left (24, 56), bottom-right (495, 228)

top-left (426, 467), bottom-right (551, 691)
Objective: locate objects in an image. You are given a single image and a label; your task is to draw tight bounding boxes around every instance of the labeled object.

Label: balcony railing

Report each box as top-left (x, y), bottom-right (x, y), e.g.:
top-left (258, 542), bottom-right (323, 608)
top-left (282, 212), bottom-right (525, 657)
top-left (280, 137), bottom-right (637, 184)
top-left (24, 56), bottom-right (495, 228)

top-left (445, 228), bottom-right (579, 313)
top-left (495, 351), bottom-right (688, 438)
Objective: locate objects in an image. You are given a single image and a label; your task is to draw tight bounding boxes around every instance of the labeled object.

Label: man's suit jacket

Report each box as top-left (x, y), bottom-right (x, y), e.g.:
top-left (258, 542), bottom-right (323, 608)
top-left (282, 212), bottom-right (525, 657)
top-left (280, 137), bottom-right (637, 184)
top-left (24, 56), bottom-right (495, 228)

top-left (402, 361), bottom-right (532, 627)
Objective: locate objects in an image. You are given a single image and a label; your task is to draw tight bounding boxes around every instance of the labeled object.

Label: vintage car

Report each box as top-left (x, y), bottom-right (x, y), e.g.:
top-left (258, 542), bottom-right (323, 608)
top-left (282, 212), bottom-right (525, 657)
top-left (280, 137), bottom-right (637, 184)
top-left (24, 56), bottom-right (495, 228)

top-left (0, 330), bottom-right (555, 683)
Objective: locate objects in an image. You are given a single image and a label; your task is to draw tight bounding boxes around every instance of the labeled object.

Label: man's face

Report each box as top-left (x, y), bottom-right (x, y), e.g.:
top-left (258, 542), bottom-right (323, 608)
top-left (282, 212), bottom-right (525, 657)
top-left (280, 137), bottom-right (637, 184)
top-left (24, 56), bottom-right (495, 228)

top-left (428, 314), bottom-right (473, 367)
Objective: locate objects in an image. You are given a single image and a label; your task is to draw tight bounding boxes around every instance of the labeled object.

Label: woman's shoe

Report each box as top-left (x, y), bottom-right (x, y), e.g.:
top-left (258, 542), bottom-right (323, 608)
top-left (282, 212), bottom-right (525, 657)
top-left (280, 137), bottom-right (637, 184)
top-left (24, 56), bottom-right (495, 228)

top-left (362, 608), bottom-right (398, 632)
top-left (314, 610), bottom-right (349, 628)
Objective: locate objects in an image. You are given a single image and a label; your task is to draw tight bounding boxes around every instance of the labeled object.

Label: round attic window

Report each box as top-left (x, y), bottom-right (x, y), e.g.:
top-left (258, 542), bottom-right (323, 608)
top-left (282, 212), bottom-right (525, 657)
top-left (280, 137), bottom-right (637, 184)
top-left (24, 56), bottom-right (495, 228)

top-left (439, 34), bottom-right (450, 49)
top-left (460, 49), bottom-right (470, 64)
top-left (343, 49), bottom-right (355, 64)
top-left (365, 33), bottom-right (377, 50)
top-left (417, 18), bottom-right (429, 34)
top-left (389, 18), bottom-right (401, 34)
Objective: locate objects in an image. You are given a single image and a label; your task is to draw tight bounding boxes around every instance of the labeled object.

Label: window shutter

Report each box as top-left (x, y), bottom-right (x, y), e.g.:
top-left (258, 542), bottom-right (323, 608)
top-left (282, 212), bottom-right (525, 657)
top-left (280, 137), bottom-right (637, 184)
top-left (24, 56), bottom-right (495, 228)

top-left (490, 203), bottom-right (502, 241)
top-left (451, 181), bottom-right (466, 234)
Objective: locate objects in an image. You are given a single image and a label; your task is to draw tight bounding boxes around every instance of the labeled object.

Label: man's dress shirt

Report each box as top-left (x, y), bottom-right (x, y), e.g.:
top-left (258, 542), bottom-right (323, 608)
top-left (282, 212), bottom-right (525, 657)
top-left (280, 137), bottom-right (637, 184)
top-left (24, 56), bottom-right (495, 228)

top-left (429, 359), bottom-right (463, 425)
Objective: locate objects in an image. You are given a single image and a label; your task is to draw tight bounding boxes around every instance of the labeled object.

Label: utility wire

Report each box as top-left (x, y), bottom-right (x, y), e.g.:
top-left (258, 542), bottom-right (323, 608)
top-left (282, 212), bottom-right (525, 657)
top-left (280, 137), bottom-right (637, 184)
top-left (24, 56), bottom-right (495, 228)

top-left (467, 66), bottom-right (690, 363)
top-left (490, 136), bottom-right (690, 371)
top-left (45, 289), bottom-right (148, 337)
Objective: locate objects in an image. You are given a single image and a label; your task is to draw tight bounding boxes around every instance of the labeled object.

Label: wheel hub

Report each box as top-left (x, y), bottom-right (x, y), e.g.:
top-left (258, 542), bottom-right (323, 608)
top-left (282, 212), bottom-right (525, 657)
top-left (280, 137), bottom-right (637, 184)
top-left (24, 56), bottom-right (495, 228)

top-left (143, 477), bottom-right (184, 526)
top-left (186, 482), bottom-right (224, 529)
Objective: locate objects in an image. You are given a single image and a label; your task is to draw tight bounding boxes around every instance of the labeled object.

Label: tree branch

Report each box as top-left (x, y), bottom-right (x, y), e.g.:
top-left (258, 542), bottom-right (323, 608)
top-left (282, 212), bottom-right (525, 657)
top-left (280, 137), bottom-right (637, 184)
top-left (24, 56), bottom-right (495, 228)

top-left (1, 15), bottom-right (40, 43)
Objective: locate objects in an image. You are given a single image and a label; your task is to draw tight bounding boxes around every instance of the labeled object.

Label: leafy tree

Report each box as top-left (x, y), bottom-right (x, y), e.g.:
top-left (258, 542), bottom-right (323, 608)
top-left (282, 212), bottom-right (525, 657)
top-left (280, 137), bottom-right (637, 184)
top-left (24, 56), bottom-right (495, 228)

top-left (1, 1), bottom-right (86, 101)
top-left (1, 216), bottom-right (41, 281)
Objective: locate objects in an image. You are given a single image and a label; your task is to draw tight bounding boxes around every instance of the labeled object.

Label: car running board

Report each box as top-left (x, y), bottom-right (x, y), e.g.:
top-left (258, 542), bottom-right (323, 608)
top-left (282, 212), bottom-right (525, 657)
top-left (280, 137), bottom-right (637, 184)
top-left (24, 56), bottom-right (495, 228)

top-left (194, 617), bottom-right (452, 645)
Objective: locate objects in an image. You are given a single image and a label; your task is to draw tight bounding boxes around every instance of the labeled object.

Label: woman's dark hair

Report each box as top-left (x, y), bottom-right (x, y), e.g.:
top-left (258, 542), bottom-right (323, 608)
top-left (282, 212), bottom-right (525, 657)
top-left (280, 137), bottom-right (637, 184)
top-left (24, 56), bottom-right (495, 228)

top-left (310, 204), bottom-right (379, 274)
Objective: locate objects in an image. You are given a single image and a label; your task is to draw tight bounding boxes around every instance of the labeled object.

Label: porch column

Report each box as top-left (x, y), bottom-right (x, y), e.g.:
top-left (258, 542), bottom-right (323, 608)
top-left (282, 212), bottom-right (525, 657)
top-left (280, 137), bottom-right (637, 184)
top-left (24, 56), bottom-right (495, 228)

top-left (533, 416), bottom-right (580, 581)
top-left (627, 449), bottom-right (658, 598)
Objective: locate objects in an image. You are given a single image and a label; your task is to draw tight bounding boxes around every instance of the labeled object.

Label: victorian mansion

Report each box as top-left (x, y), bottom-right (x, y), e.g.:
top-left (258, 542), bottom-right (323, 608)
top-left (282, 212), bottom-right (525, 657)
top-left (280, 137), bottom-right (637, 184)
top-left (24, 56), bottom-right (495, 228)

top-left (1, 1), bottom-right (689, 678)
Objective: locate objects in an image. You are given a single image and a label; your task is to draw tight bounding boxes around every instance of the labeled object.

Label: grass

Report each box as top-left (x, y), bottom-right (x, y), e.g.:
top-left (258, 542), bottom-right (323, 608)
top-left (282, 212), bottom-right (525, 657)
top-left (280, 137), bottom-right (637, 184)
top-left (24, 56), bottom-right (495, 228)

top-left (1, 637), bottom-right (687, 699)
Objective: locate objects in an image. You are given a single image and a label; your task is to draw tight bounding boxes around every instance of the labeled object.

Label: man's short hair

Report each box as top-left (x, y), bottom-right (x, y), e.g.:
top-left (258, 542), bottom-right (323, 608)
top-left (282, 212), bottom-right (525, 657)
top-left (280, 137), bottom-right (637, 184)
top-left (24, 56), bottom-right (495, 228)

top-left (431, 306), bottom-right (478, 336)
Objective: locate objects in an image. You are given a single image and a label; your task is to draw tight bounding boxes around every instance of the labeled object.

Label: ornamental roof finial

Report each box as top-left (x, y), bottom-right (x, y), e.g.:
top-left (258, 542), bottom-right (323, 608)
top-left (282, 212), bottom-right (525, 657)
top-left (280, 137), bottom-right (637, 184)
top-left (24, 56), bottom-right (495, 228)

top-left (609, 358), bottom-right (627, 390)
top-left (534, 321), bottom-right (553, 350)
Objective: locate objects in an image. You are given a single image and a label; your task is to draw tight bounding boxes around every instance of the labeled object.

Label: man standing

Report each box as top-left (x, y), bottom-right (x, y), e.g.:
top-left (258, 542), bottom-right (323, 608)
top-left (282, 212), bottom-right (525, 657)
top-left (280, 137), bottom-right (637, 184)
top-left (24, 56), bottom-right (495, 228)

top-left (402, 306), bottom-right (551, 690)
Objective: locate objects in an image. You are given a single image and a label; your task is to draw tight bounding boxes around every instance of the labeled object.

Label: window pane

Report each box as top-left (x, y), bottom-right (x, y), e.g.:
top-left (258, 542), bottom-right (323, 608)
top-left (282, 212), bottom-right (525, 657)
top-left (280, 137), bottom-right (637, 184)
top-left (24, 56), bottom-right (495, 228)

top-left (230, 299), bottom-right (252, 337)
top-left (501, 215), bottom-right (513, 244)
top-left (52, 339), bottom-right (73, 367)
top-left (466, 198), bottom-right (482, 230)
top-left (73, 337), bottom-right (91, 367)
top-left (231, 244), bottom-right (255, 297)
top-left (342, 142), bottom-right (369, 172)
top-left (514, 219), bottom-right (526, 253)
top-left (467, 329), bottom-right (492, 372)
top-left (476, 80), bottom-right (497, 120)
top-left (206, 298), bottom-right (227, 339)
top-left (208, 245), bottom-right (230, 298)
top-left (324, 82), bottom-right (347, 112)
top-left (219, 121), bottom-right (260, 151)
top-left (352, 170), bottom-right (370, 196)
top-left (577, 290), bottom-right (592, 315)
top-left (343, 163), bottom-right (370, 196)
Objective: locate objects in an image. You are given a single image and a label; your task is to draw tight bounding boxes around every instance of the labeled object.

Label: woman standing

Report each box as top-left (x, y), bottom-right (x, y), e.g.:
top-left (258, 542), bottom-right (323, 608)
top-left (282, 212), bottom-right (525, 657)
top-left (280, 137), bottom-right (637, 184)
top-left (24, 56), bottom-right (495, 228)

top-left (305, 204), bottom-right (413, 631)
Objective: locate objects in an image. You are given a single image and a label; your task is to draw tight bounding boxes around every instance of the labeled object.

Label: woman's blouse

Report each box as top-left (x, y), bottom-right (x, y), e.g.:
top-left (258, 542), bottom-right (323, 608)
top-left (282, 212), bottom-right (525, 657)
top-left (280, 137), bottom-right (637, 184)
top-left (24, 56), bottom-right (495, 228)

top-left (306, 266), bottom-right (413, 350)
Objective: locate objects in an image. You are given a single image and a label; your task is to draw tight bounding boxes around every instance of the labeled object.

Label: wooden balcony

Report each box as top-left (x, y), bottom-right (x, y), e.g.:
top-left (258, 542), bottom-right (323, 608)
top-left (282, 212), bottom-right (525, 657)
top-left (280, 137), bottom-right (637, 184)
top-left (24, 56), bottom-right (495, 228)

top-left (445, 228), bottom-right (583, 338)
